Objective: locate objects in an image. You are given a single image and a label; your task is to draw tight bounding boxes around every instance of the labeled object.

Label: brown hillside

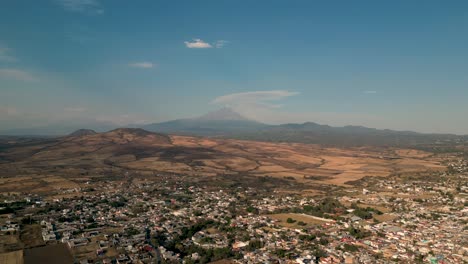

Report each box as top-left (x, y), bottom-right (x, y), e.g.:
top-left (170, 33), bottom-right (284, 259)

top-left (0, 129), bottom-right (446, 194)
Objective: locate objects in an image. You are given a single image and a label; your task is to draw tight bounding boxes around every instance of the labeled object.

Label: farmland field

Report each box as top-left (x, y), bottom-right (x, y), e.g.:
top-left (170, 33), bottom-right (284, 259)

top-left (0, 130), bottom-right (446, 195)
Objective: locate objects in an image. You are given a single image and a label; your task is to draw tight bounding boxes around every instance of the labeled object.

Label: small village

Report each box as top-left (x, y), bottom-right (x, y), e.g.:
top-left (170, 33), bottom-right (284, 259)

top-left (0, 158), bottom-right (467, 264)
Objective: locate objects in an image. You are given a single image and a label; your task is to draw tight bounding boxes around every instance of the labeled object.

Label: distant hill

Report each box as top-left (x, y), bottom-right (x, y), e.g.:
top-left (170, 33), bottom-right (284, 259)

top-left (141, 108), bottom-right (462, 147)
top-left (68, 129), bottom-right (97, 137)
top-left (0, 126), bottom-right (448, 190)
top-left (0, 121), bottom-right (118, 136)
top-left (71, 128), bottom-right (172, 145)
top-left (234, 122), bottom-right (459, 147)
top-left (0, 128), bottom-right (172, 163)
top-left (1, 108), bottom-right (464, 147)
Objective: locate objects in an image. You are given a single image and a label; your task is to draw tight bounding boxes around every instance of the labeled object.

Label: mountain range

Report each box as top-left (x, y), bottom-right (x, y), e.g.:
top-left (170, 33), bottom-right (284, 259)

top-left (0, 108), bottom-right (465, 147)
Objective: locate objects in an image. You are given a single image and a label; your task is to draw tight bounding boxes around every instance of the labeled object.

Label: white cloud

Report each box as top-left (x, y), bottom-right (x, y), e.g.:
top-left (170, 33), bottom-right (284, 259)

top-left (0, 45), bottom-right (17, 62)
top-left (212, 90), bottom-right (298, 122)
top-left (184, 39), bottom-right (213, 49)
top-left (0, 69), bottom-right (38, 82)
top-left (214, 40), bottom-right (228, 48)
top-left (57, 0), bottom-right (103, 14)
top-left (212, 90), bottom-right (298, 106)
top-left (129, 62), bottom-right (154, 69)
top-left (363, 90), bottom-right (377, 94)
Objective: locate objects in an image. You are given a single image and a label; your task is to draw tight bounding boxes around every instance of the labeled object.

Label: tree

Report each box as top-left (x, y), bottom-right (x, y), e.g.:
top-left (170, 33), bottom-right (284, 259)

top-left (343, 244), bottom-right (359, 252)
top-left (21, 216), bottom-right (36, 225)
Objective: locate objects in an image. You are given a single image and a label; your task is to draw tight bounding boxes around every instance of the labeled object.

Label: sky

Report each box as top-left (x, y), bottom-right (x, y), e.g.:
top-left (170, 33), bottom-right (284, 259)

top-left (0, 0), bottom-right (467, 134)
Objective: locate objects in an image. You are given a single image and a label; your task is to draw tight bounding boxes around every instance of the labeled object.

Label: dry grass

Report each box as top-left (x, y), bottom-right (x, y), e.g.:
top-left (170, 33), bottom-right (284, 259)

top-left (341, 201), bottom-right (392, 213)
top-left (0, 234), bottom-right (22, 253)
top-left (267, 213), bottom-right (332, 228)
top-left (374, 214), bottom-right (398, 222)
top-left (0, 131), bottom-right (447, 192)
top-left (20, 224), bottom-right (44, 248)
top-left (0, 250), bottom-right (23, 264)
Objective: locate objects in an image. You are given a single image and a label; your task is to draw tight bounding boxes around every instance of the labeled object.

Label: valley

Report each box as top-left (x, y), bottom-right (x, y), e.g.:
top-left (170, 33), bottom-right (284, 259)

top-left (0, 128), bottom-right (445, 195)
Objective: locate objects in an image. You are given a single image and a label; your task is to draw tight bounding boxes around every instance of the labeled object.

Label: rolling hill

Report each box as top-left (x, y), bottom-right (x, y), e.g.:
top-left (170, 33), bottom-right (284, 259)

top-left (0, 127), bottom-right (445, 194)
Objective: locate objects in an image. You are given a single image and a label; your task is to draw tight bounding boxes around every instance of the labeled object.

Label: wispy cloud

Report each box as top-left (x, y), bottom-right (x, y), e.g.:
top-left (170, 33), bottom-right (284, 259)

top-left (212, 90), bottom-right (298, 121)
top-left (184, 39), bottom-right (229, 49)
top-left (211, 90), bottom-right (380, 126)
top-left (56, 0), bottom-right (103, 14)
top-left (129, 62), bottom-right (154, 69)
top-left (212, 90), bottom-right (298, 107)
top-left (184, 39), bottom-right (213, 49)
top-left (0, 45), bottom-right (17, 62)
top-left (214, 40), bottom-right (229, 48)
top-left (363, 90), bottom-right (377, 94)
top-left (0, 69), bottom-right (38, 82)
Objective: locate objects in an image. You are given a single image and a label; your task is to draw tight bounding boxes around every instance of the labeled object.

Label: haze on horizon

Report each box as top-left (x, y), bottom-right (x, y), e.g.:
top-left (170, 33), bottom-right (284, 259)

top-left (1, 0), bottom-right (468, 134)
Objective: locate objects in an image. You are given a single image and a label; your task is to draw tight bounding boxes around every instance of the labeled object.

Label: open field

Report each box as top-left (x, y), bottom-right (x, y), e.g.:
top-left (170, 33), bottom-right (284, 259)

top-left (340, 201), bottom-right (392, 214)
top-left (0, 234), bottom-right (22, 253)
top-left (267, 213), bottom-right (333, 228)
top-left (374, 213), bottom-right (399, 222)
top-left (19, 225), bottom-right (44, 249)
top-left (24, 244), bottom-right (73, 264)
top-left (0, 129), bottom-right (447, 194)
top-left (0, 250), bottom-right (23, 264)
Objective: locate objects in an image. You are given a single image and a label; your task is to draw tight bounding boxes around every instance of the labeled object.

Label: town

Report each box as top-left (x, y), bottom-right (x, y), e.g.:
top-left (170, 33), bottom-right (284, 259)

top-left (1, 158), bottom-right (466, 264)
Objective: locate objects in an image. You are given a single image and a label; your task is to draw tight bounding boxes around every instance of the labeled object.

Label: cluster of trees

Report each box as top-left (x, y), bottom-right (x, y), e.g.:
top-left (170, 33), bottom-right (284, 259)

top-left (180, 219), bottom-right (215, 240)
top-left (153, 219), bottom-right (249, 263)
top-left (350, 203), bottom-right (382, 219)
top-left (58, 215), bottom-right (80, 223)
top-left (0, 207), bottom-right (15, 214)
top-left (109, 200), bottom-right (126, 208)
top-left (125, 227), bottom-right (140, 237)
top-left (348, 226), bottom-right (371, 239)
top-left (299, 234), bottom-right (317, 241)
top-left (246, 206), bottom-right (259, 214)
top-left (342, 243), bottom-right (360, 252)
top-left (245, 239), bottom-right (262, 251)
top-left (0, 201), bottom-right (28, 215)
top-left (302, 198), bottom-right (345, 218)
top-left (21, 216), bottom-right (37, 225)
top-left (285, 218), bottom-right (307, 226)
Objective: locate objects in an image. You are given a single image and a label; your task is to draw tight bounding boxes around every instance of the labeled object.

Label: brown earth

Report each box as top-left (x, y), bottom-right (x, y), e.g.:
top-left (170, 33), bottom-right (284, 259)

top-left (267, 213), bottom-right (332, 228)
top-left (0, 250), bottom-right (23, 264)
top-left (24, 244), bottom-right (73, 264)
top-left (0, 129), bottom-right (446, 194)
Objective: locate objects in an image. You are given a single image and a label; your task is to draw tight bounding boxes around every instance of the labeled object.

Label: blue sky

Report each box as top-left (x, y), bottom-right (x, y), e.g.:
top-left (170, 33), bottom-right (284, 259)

top-left (1, 0), bottom-right (467, 133)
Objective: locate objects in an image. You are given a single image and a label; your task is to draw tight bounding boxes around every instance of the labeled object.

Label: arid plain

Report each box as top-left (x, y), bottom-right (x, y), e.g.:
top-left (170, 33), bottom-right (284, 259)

top-left (0, 129), bottom-right (445, 195)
